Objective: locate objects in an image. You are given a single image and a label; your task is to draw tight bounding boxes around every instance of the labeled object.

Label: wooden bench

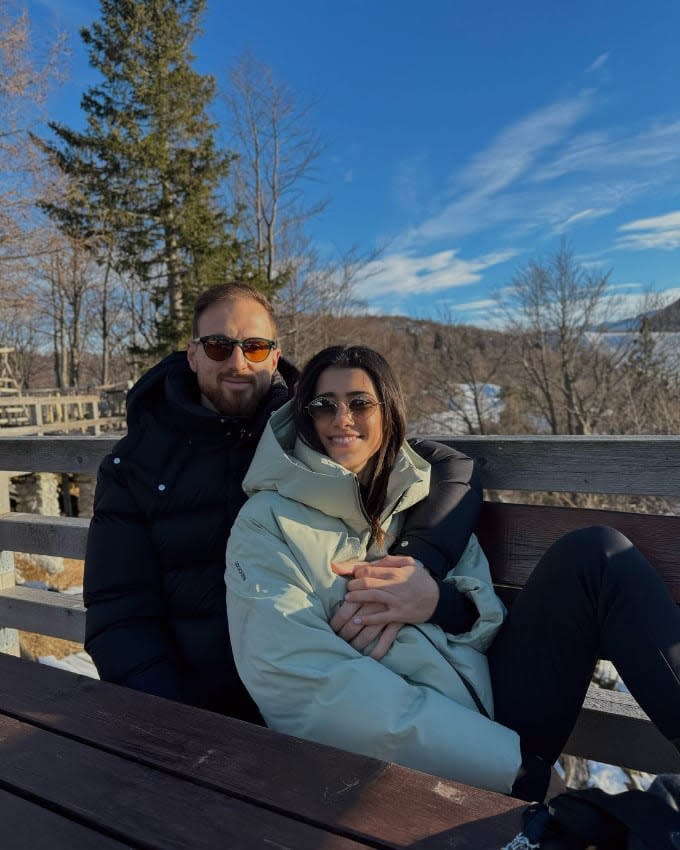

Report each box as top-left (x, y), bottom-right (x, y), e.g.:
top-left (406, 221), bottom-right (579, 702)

top-left (0, 434), bottom-right (679, 777)
top-left (0, 651), bottom-right (525, 849)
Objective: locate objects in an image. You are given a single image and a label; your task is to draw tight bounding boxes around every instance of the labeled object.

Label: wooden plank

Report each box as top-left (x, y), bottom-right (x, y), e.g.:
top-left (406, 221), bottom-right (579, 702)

top-left (0, 712), bottom-right (370, 850)
top-left (0, 513), bottom-right (89, 558)
top-left (0, 788), bottom-right (129, 850)
top-left (431, 435), bottom-right (680, 496)
top-left (0, 654), bottom-right (525, 850)
top-left (0, 394), bottom-right (101, 406)
top-left (566, 686), bottom-right (680, 773)
top-left (0, 418), bottom-right (125, 437)
top-left (0, 586), bottom-right (85, 642)
top-left (479, 502), bottom-right (680, 602)
top-left (0, 434), bottom-right (679, 493)
top-left (0, 437), bottom-right (118, 473)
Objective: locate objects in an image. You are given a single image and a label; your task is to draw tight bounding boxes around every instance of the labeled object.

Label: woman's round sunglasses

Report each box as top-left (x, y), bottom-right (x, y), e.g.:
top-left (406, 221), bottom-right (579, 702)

top-left (192, 335), bottom-right (277, 363)
top-left (305, 395), bottom-right (383, 422)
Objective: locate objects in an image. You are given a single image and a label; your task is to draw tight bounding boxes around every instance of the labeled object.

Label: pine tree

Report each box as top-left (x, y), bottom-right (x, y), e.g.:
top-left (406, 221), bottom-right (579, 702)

top-left (40, 0), bottom-right (242, 353)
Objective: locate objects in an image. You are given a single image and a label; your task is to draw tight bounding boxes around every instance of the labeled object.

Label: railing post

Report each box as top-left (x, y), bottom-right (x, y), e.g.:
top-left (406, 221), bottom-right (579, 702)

top-left (0, 470), bottom-right (20, 656)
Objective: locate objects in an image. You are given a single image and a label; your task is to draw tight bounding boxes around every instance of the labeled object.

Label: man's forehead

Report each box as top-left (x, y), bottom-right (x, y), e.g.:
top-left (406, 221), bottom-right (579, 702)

top-left (198, 296), bottom-right (276, 335)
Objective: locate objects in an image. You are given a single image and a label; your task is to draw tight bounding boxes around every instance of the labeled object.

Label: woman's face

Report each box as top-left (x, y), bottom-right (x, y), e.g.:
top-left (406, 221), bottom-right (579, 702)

top-left (311, 367), bottom-right (384, 484)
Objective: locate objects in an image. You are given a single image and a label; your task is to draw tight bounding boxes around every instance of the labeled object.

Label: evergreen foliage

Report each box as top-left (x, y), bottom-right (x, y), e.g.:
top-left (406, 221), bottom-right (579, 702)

top-left (40, 0), bottom-right (245, 354)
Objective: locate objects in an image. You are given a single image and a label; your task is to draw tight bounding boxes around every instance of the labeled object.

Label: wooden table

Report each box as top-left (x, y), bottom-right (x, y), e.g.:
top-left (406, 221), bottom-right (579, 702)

top-left (0, 653), bottom-right (524, 849)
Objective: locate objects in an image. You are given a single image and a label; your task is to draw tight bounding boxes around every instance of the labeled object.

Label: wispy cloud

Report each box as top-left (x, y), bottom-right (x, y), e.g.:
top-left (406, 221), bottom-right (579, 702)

top-left (532, 120), bottom-right (680, 183)
top-left (586, 52), bottom-right (609, 73)
top-left (408, 90), bottom-right (595, 243)
top-left (553, 207), bottom-right (614, 234)
top-left (358, 248), bottom-right (518, 299)
top-left (617, 210), bottom-right (680, 251)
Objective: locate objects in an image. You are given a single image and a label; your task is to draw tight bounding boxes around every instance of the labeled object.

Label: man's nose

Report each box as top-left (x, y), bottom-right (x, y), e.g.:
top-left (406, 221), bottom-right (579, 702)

top-left (225, 344), bottom-right (247, 367)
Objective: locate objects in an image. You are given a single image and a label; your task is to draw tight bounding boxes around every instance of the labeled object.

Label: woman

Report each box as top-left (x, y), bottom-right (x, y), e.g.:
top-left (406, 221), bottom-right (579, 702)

top-left (226, 345), bottom-right (680, 799)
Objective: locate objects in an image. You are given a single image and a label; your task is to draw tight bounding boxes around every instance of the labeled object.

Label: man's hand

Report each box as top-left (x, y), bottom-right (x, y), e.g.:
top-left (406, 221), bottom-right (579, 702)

top-left (331, 555), bottom-right (440, 628)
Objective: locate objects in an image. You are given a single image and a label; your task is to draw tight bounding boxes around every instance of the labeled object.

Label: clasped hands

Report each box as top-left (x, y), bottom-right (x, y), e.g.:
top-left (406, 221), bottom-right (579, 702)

top-left (329, 554), bottom-right (439, 661)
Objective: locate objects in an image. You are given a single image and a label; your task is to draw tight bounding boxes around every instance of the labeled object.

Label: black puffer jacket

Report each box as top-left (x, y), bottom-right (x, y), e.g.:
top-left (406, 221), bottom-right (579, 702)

top-left (84, 351), bottom-right (481, 719)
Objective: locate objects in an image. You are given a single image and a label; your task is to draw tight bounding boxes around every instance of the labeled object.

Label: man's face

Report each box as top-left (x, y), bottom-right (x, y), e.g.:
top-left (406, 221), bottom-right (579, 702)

top-left (187, 297), bottom-right (281, 418)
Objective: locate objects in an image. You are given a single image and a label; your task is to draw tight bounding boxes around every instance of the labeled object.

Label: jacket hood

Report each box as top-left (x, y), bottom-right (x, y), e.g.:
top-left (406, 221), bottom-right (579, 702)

top-left (242, 400), bottom-right (431, 533)
top-left (125, 350), bottom-right (297, 436)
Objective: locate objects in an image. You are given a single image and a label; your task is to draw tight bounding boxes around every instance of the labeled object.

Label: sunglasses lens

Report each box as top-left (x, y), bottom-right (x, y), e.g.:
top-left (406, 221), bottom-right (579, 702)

top-left (203, 339), bottom-right (233, 361)
top-left (241, 341), bottom-right (272, 362)
top-left (307, 399), bottom-right (337, 420)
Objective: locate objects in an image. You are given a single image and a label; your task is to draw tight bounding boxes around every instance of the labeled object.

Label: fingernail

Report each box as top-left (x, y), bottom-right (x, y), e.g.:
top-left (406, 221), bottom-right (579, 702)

top-left (353, 617), bottom-right (362, 625)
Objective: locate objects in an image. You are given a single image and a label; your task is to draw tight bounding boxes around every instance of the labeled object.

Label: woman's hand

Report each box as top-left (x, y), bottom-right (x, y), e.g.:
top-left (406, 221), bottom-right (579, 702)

top-left (329, 556), bottom-right (440, 659)
top-left (333, 555), bottom-right (440, 624)
top-left (330, 600), bottom-right (403, 660)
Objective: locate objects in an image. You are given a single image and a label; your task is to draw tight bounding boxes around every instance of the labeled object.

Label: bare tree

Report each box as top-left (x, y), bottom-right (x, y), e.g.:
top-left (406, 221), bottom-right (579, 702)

top-left (224, 53), bottom-right (374, 365)
top-left (225, 52), bottom-right (326, 291)
top-left (501, 241), bottom-right (631, 435)
top-left (0, 4), bottom-right (65, 279)
top-left (415, 316), bottom-right (508, 435)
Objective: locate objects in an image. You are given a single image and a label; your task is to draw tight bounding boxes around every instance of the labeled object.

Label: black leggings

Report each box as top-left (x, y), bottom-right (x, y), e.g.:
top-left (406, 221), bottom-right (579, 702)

top-left (486, 526), bottom-right (680, 799)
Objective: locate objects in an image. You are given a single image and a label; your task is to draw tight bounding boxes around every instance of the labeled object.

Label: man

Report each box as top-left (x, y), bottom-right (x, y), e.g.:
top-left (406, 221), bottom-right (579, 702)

top-left (84, 282), bottom-right (481, 720)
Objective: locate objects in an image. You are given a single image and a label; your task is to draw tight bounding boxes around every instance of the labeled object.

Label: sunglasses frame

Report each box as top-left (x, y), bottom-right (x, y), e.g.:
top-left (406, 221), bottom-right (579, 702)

top-left (305, 395), bottom-right (383, 422)
top-left (192, 334), bottom-right (278, 363)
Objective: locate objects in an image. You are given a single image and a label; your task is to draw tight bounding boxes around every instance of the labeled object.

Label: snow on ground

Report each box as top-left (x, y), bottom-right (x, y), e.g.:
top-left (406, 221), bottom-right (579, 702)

top-left (39, 651), bottom-right (99, 678)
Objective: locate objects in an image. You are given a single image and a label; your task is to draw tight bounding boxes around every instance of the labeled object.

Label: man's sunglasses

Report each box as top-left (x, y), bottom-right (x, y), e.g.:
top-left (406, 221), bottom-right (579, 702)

top-left (192, 335), bottom-right (277, 363)
top-left (305, 395), bottom-right (383, 422)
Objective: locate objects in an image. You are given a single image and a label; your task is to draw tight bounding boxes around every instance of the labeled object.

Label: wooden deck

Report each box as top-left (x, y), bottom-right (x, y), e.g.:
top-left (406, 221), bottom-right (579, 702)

top-left (0, 653), bottom-right (524, 849)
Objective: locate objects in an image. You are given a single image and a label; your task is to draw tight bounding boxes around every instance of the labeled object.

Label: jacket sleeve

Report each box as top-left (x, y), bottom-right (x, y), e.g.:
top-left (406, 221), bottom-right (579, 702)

top-left (225, 510), bottom-right (521, 795)
top-left (394, 439), bottom-right (482, 634)
top-left (83, 452), bottom-right (186, 701)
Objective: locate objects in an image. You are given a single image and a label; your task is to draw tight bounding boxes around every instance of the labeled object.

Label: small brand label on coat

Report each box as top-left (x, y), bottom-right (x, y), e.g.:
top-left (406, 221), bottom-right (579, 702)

top-left (232, 560), bottom-right (247, 581)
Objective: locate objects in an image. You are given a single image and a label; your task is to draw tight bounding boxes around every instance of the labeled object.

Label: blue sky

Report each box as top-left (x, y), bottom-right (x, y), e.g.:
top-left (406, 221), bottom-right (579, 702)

top-left (29, 0), bottom-right (680, 326)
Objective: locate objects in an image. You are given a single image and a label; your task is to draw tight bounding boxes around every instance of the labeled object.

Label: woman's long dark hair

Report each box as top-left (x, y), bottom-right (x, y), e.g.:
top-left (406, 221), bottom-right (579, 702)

top-left (293, 345), bottom-right (407, 547)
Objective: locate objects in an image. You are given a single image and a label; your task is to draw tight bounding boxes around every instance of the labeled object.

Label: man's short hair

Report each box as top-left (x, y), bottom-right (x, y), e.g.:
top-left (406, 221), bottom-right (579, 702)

top-left (192, 282), bottom-right (277, 337)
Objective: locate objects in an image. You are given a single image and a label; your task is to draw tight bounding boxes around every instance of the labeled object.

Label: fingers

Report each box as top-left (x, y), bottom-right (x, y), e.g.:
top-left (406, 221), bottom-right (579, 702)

top-left (349, 623), bottom-right (384, 652)
top-left (330, 559), bottom-right (366, 577)
top-left (344, 588), bottom-right (393, 608)
top-left (369, 623), bottom-right (403, 661)
top-left (329, 600), bottom-right (360, 633)
top-left (332, 601), bottom-right (385, 642)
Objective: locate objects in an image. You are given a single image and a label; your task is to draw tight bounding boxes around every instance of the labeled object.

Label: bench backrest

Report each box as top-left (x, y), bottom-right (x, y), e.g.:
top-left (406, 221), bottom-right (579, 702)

top-left (432, 435), bottom-right (680, 606)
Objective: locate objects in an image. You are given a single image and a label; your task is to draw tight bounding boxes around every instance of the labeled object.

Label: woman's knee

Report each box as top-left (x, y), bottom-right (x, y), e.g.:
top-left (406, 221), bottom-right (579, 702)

top-left (536, 525), bottom-right (639, 588)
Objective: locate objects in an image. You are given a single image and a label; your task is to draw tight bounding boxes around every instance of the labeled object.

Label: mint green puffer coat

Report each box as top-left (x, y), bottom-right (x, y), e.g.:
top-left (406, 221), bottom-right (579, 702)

top-left (226, 402), bottom-right (522, 793)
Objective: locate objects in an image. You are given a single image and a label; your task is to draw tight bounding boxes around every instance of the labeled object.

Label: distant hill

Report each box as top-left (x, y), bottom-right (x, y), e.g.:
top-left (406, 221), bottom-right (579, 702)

top-left (598, 296), bottom-right (680, 333)
top-left (647, 297), bottom-right (680, 331)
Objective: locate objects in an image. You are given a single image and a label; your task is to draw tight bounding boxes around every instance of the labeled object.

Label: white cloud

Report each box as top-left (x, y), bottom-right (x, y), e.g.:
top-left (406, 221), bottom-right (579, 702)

top-left (616, 209), bottom-right (680, 251)
top-left (553, 207), bottom-right (614, 234)
top-left (619, 210), bottom-right (680, 232)
top-left (532, 120), bottom-right (680, 183)
top-left (586, 52), bottom-right (610, 73)
top-left (409, 91), bottom-right (595, 243)
top-left (358, 248), bottom-right (518, 299)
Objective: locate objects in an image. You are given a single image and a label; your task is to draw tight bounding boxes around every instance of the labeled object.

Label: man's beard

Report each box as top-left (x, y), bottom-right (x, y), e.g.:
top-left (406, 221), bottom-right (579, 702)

top-left (198, 371), bottom-right (271, 418)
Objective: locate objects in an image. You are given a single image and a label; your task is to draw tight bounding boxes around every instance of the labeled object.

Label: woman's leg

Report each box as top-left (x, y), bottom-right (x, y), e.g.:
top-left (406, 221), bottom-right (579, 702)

top-left (487, 525), bottom-right (680, 798)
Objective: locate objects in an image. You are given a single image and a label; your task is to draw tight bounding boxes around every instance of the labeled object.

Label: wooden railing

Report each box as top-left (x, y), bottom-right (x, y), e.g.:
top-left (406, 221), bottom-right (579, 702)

top-left (0, 434), bottom-right (678, 774)
top-left (0, 394), bottom-right (125, 435)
